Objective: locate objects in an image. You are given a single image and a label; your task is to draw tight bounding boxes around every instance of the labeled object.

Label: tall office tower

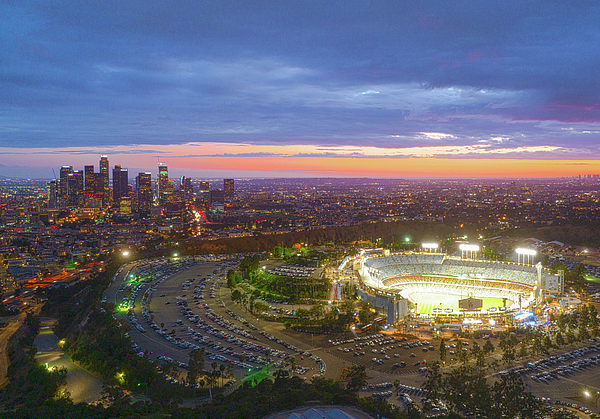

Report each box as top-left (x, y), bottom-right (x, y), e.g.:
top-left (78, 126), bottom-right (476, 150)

top-left (167, 180), bottom-right (174, 202)
top-left (67, 170), bottom-right (83, 207)
top-left (157, 163), bottom-right (169, 203)
top-left (59, 165), bottom-right (73, 208)
top-left (112, 165), bottom-right (129, 204)
top-left (199, 181), bottom-right (209, 192)
top-left (224, 178), bottom-right (234, 201)
top-left (47, 180), bottom-right (59, 208)
top-left (99, 155), bottom-right (109, 203)
top-left (180, 176), bottom-right (193, 202)
top-left (84, 165), bottom-right (96, 196)
top-left (136, 172), bottom-right (153, 216)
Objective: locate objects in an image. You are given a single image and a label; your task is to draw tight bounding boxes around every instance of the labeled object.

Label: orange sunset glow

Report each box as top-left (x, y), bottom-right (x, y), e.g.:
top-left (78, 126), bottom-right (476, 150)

top-left (173, 157), bottom-right (600, 178)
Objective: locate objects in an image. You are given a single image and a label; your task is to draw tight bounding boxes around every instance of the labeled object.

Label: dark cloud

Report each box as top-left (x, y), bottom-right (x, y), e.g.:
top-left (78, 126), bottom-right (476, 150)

top-left (1, 1), bottom-right (600, 155)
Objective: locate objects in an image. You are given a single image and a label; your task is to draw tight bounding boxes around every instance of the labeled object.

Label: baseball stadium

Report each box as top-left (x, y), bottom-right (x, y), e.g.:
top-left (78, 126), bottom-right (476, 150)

top-left (356, 248), bottom-right (559, 317)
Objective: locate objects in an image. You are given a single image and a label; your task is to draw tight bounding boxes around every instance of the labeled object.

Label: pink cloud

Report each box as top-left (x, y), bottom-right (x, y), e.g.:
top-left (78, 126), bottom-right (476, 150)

top-left (467, 51), bottom-right (485, 62)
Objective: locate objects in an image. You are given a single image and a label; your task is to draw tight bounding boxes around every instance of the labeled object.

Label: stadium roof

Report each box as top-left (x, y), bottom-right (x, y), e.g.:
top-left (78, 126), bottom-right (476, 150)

top-left (286, 408), bottom-right (363, 419)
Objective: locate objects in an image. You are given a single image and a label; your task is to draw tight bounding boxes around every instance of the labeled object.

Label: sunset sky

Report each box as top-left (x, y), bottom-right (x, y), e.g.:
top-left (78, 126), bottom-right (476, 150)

top-left (2, 1), bottom-right (600, 178)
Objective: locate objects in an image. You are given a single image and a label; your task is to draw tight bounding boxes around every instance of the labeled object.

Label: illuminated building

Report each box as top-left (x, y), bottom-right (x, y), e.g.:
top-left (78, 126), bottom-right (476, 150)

top-left (136, 172), bottom-right (152, 216)
top-left (99, 155), bottom-right (109, 203)
top-left (157, 163), bottom-right (170, 203)
top-left (180, 176), bottom-right (193, 202)
top-left (224, 178), bottom-right (234, 201)
top-left (112, 165), bottom-right (129, 204)
top-left (59, 165), bottom-right (72, 209)
top-left (47, 180), bottom-right (59, 209)
top-left (67, 170), bottom-right (83, 207)
top-left (120, 196), bottom-right (132, 216)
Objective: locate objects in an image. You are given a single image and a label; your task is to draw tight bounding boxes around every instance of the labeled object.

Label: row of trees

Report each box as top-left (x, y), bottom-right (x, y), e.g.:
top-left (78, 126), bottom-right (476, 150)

top-left (422, 363), bottom-right (543, 418)
top-left (186, 349), bottom-right (233, 390)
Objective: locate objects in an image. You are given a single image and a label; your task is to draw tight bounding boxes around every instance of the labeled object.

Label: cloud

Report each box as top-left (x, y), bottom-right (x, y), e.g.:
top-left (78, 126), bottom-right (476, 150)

top-left (0, 0), bottom-right (600, 164)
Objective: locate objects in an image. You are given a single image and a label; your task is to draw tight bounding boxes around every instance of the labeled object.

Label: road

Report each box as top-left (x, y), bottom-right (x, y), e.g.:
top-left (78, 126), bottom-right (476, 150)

top-left (0, 301), bottom-right (41, 389)
top-left (0, 312), bottom-right (27, 389)
top-left (33, 318), bottom-right (104, 403)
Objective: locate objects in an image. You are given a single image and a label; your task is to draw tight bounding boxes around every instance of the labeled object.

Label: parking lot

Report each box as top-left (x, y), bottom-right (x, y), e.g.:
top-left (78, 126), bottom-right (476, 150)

top-left (107, 256), bottom-right (327, 387)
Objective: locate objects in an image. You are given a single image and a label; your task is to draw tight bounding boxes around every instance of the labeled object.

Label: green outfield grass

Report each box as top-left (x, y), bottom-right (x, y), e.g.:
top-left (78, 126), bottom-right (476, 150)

top-left (414, 294), bottom-right (508, 316)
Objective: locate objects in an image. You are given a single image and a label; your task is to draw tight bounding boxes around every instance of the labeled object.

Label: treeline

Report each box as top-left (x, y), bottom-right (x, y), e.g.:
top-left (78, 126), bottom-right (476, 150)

top-left (505, 222), bottom-right (600, 249)
top-left (180, 220), bottom-right (457, 255)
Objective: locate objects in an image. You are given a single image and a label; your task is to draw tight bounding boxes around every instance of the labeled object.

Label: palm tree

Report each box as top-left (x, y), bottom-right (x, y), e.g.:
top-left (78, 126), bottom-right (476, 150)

top-left (210, 362), bottom-right (218, 389)
top-left (219, 364), bottom-right (226, 386)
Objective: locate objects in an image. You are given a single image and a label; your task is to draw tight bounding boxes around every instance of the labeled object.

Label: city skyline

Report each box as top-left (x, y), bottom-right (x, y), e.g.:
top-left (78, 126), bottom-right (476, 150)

top-left (2, 1), bottom-right (600, 178)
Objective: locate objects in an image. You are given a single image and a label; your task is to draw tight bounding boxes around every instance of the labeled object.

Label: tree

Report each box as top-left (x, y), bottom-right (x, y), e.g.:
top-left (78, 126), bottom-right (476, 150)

top-left (296, 308), bottom-right (310, 320)
top-left (345, 364), bottom-right (367, 394)
top-left (471, 341), bottom-right (485, 369)
top-left (492, 371), bottom-right (542, 419)
top-left (483, 340), bottom-right (495, 354)
top-left (231, 289), bottom-right (243, 303)
top-left (439, 338), bottom-right (447, 363)
top-left (393, 379), bottom-right (401, 394)
top-left (310, 302), bottom-right (325, 320)
top-left (358, 302), bottom-right (374, 324)
top-left (219, 364), bottom-right (226, 386)
top-left (421, 362), bottom-right (444, 413)
top-left (210, 362), bottom-right (218, 389)
top-left (187, 349), bottom-right (205, 387)
top-left (290, 357), bottom-right (297, 376)
top-left (254, 301), bottom-right (269, 316)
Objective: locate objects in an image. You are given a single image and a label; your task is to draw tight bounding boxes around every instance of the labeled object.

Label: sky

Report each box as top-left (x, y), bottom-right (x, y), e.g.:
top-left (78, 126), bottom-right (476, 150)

top-left (2, 1), bottom-right (600, 179)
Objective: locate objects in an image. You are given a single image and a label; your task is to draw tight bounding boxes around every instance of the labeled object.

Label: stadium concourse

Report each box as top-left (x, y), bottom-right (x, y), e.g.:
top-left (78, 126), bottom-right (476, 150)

top-left (357, 251), bottom-right (553, 316)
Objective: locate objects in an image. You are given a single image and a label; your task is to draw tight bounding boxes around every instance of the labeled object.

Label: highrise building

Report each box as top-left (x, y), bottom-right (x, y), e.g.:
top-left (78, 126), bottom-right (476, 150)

top-left (59, 165), bottom-right (73, 208)
top-left (224, 178), bottom-right (234, 201)
top-left (136, 172), bottom-right (153, 216)
top-left (84, 165), bottom-right (96, 196)
top-left (199, 181), bottom-right (209, 192)
top-left (180, 176), bottom-right (193, 202)
top-left (99, 155), bottom-right (109, 204)
top-left (67, 170), bottom-right (83, 207)
top-left (157, 163), bottom-right (170, 203)
top-left (47, 180), bottom-right (59, 209)
top-left (112, 165), bottom-right (129, 204)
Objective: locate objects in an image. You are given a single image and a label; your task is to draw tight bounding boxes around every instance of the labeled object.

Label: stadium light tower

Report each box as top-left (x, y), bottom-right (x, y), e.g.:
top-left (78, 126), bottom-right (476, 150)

top-left (459, 244), bottom-right (480, 260)
top-left (516, 248), bottom-right (537, 265)
top-left (422, 243), bottom-right (439, 253)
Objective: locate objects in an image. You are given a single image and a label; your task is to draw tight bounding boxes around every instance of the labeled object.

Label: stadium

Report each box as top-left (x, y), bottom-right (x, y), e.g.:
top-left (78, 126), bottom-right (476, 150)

top-left (356, 249), bottom-right (555, 317)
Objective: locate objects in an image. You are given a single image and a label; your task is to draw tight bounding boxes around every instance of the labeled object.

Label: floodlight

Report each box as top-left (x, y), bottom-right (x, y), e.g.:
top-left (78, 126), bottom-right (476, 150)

top-left (515, 248), bottom-right (537, 256)
top-left (459, 244), bottom-right (480, 252)
top-left (422, 243), bottom-right (439, 249)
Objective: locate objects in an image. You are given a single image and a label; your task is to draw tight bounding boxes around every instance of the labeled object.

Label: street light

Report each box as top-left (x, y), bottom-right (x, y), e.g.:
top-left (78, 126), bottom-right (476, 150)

top-left (122, 250), bottom-right (130, 257)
